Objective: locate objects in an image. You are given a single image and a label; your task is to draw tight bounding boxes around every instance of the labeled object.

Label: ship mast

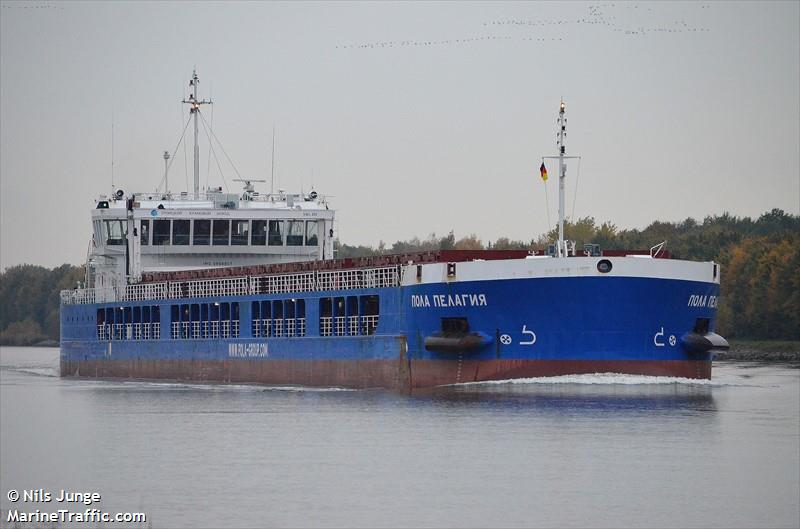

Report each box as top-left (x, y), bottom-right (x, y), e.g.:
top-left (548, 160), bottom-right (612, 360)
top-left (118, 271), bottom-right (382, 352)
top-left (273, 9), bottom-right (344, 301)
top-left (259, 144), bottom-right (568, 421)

top-left (182, 70), bottom-right (212, 196)
top-left (543, 100), bottom-right (579, 258)
top-left (557, 101), bottom-right (566, 257)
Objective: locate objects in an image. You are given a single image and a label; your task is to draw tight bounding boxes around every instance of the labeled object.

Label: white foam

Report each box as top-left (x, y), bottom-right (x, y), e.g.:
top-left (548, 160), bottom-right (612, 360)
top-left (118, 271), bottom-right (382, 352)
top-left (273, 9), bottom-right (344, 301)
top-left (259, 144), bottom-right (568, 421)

top-left (454, 372), bottom-right (722, 387)
top-left (1, 366), bottom-right (59, 378)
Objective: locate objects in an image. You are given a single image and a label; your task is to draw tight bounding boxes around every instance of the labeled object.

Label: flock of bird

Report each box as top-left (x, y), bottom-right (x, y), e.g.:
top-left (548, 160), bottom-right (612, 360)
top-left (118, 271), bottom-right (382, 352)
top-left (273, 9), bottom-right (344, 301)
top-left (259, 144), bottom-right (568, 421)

top-left (336, 3), bottom-right (712, 50)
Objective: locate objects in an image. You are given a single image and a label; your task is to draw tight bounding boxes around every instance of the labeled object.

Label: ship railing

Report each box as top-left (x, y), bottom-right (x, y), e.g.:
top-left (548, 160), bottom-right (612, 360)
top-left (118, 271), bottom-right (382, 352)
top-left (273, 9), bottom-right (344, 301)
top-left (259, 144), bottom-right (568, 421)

top-left (97, 324), bottom-right (107, 341)
top-left (192, 322), bottom-right (201, 339)
top-left (320, 317), bottom-right (332, 337)
top-left (180, 322), bottom-right (189, 339)
top-left (143, 323), bottom-right (151, 340)
top-left (262, 319), bottom-right (271, 337)
top-left (361, 315), bottom-right (379, 335)
top-left (286, 319), bottom-right (296, 337)
top-left (171, 322), bottom-right (180, 340)
top-left (363, 267), bottom-right (399, 289)
top-left (122, 282), bottom-right (168, 302)
top-left (297, 318), bottom-right (306, 337)
top-left (61, 287), bottom-right (116, 305)
top-left (153, 322), bottom-right (160, 339)
top-left (60, 266), bottom-right (403, 305)
top-left (221, 320), bottom-right (231, 338)
top-left (133, 323), bottom-right (142, 340)
top-left (348, 316), bottom-right (359, 336)
top-left (334, 316), bottom-right (346, 336)
top-left (202, 321), bottom-right (209, 338)
top-left (273, 319), bottom-right (283, 338)
top-left (252, 319), bottom-right (261, 337)
top-left (251, 272), bottom-right (315, 295)
top-left (169, 277), bottom-right (249, 299)
top-left (211, 321), bottom-right (220, 338)
top-left (113, 323), bottom-right (124, 340)
top-left (232, 320), bottom-right (240, 338)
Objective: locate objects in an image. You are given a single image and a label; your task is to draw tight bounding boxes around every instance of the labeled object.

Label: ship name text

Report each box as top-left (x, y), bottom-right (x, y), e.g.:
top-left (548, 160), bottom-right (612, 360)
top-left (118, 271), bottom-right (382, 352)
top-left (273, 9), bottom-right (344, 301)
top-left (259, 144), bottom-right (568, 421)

top-left (687, 294), bottom-right (718, 308)
top-left (411, 293), bottom-right (487, 308)
top-left (228, 343), bottom-right (269, 358)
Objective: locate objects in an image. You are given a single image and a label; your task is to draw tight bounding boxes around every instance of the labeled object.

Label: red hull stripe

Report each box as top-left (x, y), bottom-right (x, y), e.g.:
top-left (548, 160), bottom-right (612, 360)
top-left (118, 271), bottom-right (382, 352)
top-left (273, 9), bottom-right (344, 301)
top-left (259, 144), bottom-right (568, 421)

top-left (61, 358), bottom-right (711, 390)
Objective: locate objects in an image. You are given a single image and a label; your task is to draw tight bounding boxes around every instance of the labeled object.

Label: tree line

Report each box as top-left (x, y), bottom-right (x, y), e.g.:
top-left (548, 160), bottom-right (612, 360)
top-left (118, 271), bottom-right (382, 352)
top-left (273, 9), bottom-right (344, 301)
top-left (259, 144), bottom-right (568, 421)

top-left (0, 264), bottom-right (85, 345)
top-left (1, 209), bottom-right (797, 345)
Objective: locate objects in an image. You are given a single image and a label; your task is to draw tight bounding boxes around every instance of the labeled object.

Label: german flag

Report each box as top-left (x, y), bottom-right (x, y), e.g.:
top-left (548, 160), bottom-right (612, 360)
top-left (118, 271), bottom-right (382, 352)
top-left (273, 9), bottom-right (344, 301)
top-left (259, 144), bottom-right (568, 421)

top-left (539, 162), bottom-right (548, 182)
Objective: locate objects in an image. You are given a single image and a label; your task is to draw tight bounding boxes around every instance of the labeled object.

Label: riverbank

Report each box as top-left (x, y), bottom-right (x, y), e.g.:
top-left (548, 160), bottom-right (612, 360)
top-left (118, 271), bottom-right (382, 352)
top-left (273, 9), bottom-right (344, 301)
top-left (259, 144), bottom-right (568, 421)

top-left (715, 340), bottom-right (800, 362)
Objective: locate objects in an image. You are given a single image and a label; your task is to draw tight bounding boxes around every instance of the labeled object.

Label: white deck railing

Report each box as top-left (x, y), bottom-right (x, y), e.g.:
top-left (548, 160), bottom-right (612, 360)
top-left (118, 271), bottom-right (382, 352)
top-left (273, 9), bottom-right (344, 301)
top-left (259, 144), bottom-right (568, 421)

top-left (61, 266), bottom-right (401, 305)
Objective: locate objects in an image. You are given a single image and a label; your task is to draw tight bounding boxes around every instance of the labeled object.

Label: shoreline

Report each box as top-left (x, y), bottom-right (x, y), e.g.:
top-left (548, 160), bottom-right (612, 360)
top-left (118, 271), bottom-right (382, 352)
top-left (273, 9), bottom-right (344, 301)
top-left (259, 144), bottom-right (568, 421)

top-left (714, 340), bottom-right (800, 362)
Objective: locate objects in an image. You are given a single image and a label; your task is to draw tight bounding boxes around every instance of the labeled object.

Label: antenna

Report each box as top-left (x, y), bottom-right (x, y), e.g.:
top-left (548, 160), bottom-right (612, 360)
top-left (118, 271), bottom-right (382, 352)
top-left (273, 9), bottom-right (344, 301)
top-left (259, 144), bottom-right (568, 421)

top-left (163, 151), bottom-right (171, 193)
top-left (233, 178), bottom-right (266, 195)
top-left (270, 124), bottom-right (276, 195)
top-left (111, 107), bottom-right (115, 192)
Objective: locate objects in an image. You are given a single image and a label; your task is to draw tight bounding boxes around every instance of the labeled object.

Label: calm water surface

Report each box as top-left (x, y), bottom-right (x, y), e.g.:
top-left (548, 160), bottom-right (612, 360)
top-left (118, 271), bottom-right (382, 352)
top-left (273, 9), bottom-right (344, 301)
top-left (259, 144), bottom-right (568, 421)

top-left (1, 347), bottom-right (798, 528)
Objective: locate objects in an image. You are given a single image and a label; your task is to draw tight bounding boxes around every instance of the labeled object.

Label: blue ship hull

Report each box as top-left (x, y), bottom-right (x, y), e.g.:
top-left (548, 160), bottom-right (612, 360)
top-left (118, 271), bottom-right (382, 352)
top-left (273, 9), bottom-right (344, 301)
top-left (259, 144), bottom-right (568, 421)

top-left (60, 258), bottom-right (723, 389)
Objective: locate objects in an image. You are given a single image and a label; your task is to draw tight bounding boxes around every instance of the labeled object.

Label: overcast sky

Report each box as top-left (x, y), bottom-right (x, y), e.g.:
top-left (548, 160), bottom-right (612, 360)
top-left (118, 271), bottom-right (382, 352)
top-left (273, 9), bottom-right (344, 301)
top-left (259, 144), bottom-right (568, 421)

top-left (1, 1), bottom-right (798, 269)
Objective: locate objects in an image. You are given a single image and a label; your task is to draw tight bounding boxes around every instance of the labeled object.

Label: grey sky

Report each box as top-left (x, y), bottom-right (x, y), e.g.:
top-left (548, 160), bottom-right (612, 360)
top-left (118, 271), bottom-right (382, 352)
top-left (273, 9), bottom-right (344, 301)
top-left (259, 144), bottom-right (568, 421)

top-left (1, 1), bottom-right (798, 269)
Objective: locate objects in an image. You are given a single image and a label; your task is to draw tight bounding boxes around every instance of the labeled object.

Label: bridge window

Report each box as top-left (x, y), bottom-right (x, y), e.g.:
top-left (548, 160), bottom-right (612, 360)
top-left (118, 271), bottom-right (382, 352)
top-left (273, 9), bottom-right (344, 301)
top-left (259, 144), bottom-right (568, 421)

top-left (268, 220), bottom-right (284, 246)
top-left (193, 219), bottom-right (210, 245)
top-left (104, 220), bottom-right (127, 246)
top-left (213, 219), bottom-right (230, 245)
top-left (140, 220), bottom-right (150, 245)
top-left (287, 220), bottom-right (304, 246)
top-left (251, 220), bottom-right (267, 245)
top-left (172, 219), bottom-right (190, 245)
top-left (232, 220), bottom-right (249, 245)
top-left (153, 219), bottom-right (171, 245)
top-left (305, 220), bottom-right (318, 246)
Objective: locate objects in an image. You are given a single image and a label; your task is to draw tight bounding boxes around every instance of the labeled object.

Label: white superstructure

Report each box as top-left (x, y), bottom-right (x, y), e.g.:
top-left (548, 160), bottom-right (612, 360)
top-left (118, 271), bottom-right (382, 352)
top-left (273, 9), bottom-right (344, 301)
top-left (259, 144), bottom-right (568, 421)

top-left (86, 71), bottom-right (335, 291)
top-left (88, 188), bottom-right (335, 291)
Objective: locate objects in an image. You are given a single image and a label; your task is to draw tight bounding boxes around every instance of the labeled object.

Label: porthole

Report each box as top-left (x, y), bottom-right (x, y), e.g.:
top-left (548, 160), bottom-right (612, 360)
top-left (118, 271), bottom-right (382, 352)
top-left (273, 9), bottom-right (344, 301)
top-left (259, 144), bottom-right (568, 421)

top-left (597, 259), bottom-right (612, 274)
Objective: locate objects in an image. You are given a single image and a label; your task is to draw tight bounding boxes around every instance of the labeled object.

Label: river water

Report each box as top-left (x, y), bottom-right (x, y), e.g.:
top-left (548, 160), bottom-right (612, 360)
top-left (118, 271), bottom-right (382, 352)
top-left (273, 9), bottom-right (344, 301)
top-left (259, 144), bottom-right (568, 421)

top-left (1, 347), bottom-right (798, 528)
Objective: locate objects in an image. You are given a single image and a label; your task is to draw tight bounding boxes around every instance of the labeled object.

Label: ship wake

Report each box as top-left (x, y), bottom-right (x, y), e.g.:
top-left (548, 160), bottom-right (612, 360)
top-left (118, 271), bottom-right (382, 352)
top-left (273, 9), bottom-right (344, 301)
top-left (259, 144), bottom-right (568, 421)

top-left (453, 372), bottom-right (730, 387)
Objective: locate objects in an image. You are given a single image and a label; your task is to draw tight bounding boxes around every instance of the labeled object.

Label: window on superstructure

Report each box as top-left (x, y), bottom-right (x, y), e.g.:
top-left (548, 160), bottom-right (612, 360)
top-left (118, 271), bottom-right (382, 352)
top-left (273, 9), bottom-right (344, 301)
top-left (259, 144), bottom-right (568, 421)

top-left (153, 220), bottom-right (171, 245)
top-left (104, 220), bottom-right (126, 246)
top-left (268, 220), bottom-right (284, 246)
top-left (213, 219), bottom-right (230, 245)
top-left (193, 220), bottom-right (210, 245)
top-left (232, 220), bottom-right (249, 245)
top-left (172, 220), bottom-right (190, 245)
top-left (305, 220), bottom-right (318, 246)
top-left (251, 220), bottom-right (267, 245)
top-left (287, 220), bottom-right (304, 246)
top-left (140, 220), bottom-right (150, 246)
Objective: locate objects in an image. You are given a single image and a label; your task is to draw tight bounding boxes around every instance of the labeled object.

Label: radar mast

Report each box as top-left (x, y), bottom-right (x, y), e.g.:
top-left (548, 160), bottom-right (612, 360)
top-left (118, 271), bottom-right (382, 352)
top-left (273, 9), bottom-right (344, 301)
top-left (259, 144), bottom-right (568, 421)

top-left (182, 69), bottom-right (212, 195)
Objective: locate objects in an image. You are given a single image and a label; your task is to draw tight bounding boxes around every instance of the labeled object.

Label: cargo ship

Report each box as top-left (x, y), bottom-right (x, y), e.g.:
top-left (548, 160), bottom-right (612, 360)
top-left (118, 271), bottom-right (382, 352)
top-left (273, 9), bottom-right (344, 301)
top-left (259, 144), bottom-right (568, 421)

top-left (59, 72), bottom-right (729, 390)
